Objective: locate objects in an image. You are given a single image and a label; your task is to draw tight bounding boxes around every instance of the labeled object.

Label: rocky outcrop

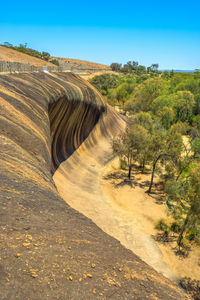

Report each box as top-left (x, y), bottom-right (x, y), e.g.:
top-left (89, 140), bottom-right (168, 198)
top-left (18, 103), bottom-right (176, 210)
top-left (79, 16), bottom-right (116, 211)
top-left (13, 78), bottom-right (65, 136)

top-left (0, 72), bottom-right (189, 299)
top-left (49, 97), bottom-right (104, 172)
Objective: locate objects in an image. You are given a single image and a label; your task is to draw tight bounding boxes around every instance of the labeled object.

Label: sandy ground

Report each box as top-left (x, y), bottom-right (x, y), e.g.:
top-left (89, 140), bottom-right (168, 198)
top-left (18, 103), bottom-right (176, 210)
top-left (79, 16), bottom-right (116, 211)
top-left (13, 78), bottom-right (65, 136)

top-left (102, 158), bottom-right (200, 281)
top-left (53, 127), bottom-right (176, 281)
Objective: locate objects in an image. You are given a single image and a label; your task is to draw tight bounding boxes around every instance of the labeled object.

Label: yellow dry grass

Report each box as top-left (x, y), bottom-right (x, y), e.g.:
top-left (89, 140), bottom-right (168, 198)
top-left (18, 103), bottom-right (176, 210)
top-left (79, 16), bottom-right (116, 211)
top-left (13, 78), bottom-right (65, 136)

top-left (0, 46), bottom-right (53, 66)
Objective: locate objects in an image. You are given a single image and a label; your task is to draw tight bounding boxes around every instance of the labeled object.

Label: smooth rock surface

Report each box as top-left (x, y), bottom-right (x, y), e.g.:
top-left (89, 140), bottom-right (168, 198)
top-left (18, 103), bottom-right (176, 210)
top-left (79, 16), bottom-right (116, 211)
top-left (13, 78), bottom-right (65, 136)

top-left (0, 72), bottom-right (189, 299)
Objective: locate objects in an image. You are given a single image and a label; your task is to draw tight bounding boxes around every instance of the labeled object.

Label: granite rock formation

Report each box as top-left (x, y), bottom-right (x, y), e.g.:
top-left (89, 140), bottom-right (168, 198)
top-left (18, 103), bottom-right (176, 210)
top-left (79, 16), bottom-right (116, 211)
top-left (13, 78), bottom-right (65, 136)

top-left (0, 72), bottom-right (189, 299)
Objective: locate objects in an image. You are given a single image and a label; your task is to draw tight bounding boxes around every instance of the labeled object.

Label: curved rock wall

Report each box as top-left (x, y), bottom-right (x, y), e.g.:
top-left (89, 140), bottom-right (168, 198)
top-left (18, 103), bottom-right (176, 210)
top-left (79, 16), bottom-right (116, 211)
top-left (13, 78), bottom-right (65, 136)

top-left (53, 103), bottom-right (175, 281)
top-left (49, 98), bottom-right (103, 172)
top-left (0, 72), bottom-right (188, 299)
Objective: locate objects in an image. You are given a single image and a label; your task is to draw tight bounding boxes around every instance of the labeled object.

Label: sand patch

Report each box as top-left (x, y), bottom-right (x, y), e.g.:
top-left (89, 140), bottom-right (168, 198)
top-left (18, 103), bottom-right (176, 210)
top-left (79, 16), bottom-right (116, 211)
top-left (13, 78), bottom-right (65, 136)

top-left (101, 158), bottom-right (200, 280)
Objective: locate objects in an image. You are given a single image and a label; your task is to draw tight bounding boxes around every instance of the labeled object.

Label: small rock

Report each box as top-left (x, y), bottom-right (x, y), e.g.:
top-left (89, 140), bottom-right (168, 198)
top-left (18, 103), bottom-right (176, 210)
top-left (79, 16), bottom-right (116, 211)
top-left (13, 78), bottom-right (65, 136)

top-left (23, 242), bottom-right (31, 247)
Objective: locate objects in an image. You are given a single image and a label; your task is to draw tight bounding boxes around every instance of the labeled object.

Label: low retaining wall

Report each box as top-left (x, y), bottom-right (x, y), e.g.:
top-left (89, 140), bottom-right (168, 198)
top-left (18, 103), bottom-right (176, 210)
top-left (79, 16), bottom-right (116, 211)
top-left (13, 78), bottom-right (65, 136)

top-left (0, 61), bottom-right (109, 74)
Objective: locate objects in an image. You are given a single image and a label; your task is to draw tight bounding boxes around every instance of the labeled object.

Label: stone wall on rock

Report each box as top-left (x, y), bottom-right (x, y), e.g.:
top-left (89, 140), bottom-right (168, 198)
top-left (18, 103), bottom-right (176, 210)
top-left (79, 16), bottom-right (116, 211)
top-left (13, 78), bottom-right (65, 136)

top-left (0, 60), bottom-right (109, 74)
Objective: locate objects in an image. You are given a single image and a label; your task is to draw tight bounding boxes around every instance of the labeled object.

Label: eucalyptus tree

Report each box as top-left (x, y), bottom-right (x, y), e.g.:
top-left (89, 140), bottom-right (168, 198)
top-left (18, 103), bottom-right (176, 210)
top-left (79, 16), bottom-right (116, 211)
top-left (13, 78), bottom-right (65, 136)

top-left (165, 163), bottom-right (200, 248)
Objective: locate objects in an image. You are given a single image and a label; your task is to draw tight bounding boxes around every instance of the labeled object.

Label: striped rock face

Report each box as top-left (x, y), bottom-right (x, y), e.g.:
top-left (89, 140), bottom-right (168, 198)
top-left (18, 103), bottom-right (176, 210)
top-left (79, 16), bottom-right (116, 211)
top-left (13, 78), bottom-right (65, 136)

top-left (0, 72), bottom-right (188, 299)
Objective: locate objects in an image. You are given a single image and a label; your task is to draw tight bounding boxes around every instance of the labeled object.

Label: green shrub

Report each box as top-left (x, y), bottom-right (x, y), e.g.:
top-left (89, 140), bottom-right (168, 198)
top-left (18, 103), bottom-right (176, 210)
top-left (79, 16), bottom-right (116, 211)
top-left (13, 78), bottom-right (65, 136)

top-left (50, 59), bottom-right (59, 66)
top-left (155, 219), bottom-right (169, 232)
top-left (170, 221), bottom-right (181, 233)
top-left (120, 159), bottom-right (127, 170)
top-left (186, 227), bottom-right (200, 242)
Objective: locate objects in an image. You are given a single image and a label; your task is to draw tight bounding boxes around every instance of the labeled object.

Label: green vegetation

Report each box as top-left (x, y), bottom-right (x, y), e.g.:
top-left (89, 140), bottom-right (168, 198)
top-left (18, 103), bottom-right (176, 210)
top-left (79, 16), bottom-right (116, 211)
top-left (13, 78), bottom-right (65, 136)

top-left (90, 65), bottom-right (200, 249)
top-left (110, 61), bottom-right (159, 75)
top-left (90, 73), bottom-right (137, 106)
top-left (48, 59), bottom-right (59, 66)
top-left (1, 42), bottom-right (59, 65)
top-left (89, 73), bottom-right (121, 96)
top-left (165, 164), bottom-right (200, 247)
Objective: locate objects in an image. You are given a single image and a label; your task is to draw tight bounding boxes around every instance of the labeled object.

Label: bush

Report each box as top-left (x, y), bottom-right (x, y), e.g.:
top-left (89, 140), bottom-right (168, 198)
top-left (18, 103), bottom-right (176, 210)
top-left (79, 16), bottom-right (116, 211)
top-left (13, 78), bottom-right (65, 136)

top-left (120, 159), bottom-right (127, 170)
top-left (50, 59), bottom-right (59, 66)
top-left (186, 227), bottom-right (200, 242)
top-left (155, 219), bottom-right (169, 232)
top-left (170, 221), bottom-right (181, 233)
top-left (89, 74), bottom-right (121, 95)
top-left (186, 230), bottom-right (196, 241)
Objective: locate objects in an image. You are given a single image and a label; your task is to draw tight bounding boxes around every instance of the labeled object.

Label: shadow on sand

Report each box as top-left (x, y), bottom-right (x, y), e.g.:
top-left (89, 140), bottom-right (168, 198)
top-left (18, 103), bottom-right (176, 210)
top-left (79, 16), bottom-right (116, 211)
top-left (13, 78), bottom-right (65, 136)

top-left (103, 169), bottom-right (166, 205)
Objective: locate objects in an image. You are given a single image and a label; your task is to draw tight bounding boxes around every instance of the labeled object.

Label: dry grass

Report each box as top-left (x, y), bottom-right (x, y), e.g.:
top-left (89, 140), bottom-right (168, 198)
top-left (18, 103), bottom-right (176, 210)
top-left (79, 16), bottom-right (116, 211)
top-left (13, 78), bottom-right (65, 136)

top-left (0, 46), bottom-right (54, 66)
top-left (51, 56), bottom-right (111, 70)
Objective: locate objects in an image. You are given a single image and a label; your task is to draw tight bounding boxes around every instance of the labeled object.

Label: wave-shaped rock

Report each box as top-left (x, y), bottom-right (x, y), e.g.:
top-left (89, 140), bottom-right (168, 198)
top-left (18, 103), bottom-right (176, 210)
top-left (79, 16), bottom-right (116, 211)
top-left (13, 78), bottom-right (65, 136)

top-left (0, 72), bottom-right (188, 299)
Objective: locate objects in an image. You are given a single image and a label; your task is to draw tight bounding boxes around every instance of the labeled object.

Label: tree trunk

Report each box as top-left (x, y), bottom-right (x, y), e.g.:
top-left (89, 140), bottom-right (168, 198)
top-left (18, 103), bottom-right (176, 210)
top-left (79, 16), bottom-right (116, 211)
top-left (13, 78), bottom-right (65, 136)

top-left (141, 160), bottom-right (145, 173)
top-left (128, 165), bottom-right (132, 179)
top-left (177, 212), bottom-right (190, 248)
top-left (147, 155), bottom-right (161, 193)
top-left (176, 166), bottom-right (186, 181)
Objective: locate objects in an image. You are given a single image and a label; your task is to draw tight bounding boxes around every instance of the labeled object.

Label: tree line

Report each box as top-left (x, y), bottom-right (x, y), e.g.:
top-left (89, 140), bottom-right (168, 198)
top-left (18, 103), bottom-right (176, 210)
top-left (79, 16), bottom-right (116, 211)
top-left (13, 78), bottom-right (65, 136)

top-left (90, 69), bottom-right (200, 249)
top-left (110, 61), bottom-right (160, 75)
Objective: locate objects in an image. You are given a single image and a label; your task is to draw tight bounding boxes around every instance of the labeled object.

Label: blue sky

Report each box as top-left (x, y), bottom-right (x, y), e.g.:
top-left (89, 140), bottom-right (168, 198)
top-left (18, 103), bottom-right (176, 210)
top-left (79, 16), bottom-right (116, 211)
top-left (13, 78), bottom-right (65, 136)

top-left (1, 0), bottom-right (200, 69)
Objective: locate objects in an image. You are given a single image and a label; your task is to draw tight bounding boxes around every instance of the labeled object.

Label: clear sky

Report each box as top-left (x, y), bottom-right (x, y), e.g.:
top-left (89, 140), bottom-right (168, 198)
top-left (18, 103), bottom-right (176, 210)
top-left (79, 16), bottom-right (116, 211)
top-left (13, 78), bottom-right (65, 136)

top-left (1, 0), bottom-right (200, 70)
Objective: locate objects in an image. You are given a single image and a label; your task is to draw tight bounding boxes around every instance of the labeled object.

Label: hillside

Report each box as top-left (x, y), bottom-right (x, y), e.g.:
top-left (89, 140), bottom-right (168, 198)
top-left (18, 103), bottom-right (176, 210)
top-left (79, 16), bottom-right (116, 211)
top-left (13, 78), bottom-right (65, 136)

top-left (0, 45), bottom-right (54, 66)
top-left (51, 56), bottom-right (111, 70)
top-left (0, 45), bottom-right (111, 72)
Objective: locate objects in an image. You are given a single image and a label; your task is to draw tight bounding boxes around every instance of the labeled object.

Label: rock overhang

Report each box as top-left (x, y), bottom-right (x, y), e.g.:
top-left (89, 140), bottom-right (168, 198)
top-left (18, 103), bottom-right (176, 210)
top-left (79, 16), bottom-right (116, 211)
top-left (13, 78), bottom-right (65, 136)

top-left (0, 71), bottom-right (189, 299)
